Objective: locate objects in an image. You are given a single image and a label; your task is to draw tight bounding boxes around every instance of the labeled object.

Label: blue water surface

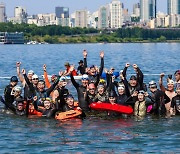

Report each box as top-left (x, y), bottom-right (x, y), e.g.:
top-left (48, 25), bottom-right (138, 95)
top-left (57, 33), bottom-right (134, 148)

top-left (0, 43), bottom-right (179, 153)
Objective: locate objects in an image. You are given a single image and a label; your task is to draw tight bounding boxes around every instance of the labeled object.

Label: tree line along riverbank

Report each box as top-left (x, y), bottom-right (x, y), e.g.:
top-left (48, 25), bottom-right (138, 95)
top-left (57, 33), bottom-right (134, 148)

top-left (0, 22), bottom-right (180, 43)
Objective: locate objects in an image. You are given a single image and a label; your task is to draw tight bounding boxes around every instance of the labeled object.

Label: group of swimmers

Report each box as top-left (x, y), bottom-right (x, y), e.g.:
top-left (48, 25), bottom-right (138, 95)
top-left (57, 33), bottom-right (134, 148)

top-left (0, 50), bottom-right (180, 119)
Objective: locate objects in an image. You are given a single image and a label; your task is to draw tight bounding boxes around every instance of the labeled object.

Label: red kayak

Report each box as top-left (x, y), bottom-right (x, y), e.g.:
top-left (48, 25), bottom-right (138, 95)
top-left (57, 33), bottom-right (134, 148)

top-left (90, 102), bottom-right (133, 114)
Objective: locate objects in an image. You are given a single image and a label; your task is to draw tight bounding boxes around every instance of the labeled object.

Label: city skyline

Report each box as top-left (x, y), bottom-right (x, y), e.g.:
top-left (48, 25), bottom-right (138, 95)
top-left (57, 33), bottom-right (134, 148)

top-left (0, 0), bottom-right (166, 17)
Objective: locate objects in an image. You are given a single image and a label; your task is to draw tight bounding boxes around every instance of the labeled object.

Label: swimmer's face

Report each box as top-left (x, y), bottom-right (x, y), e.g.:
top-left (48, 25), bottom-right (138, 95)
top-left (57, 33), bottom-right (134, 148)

top-left (17, 103), bottom-right (24, 111)
top-left (37, 82), bottom-right (45, 92)
top-left (29, 103), bottom-right (34, 110)
top-left (175, 73), bottom-right (180, 82)
top-left (98, 87), bottom-right (104, 94)
top-left (66, 97), bottom-right (74, 107)
top-left (118, 88), bottom-right (125, 95)
top-left (11, 82), bottom-right (18, 87)
top-left (89, 88), bottom-right (95, 95)
top-left (44, 101), bottom-right (51, 109)
top-left (14, 90), bottom-right (21, 97)
top-left (167, 83), bottom-right (174, 91)
top-left (109, 97), bottom-right (116, 104)
top-left (176, 88), bottom-right (180, 95)
top-left (89, 67), bottom-right (96, 76)
top-left (138, 93), bottom-right (145, 102)
top-left (32, 78), bottom-right (39, 85)
top-left (82, 79), bottom-right (89, 87)
top-left (129, 79), bottom-right (137, 87)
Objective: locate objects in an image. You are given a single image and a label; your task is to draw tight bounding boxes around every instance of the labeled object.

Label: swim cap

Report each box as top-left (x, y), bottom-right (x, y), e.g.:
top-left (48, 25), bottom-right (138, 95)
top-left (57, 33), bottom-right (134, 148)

top-left (148, 81), bottom-right (157, 88)
top-left (66, 94), bottom-right (74, 99)
top-left (138, 90), bottom-right (145, 94)
top-left (28, 70), bottom-right (34, 75)
top-left (32, 74), bottom-right (39, 80)
top-left (78, 60), bottom-right (83, 64)
top-left (14, 85), bottom-right (22, 92)
top-left (82, 74), bottom-right (89, 80)
top-left (99, 79), bottom-right (106, 84)
top-left (64, 62), bottom-right (70, 66)
top-left (130, 75), bottom-right (137, 80)
top-left (90, 65), bottom-right (95, 69)
top-left (174, 70), bottom-right (180, 75)
top-left (42, 97), bottom-right (52, 102)
top-left (118, 85), bottom-right (125, 90)
top-left (98, 83), bottom-right (104, 88)
top-left (167, 80), bottom-right (174, 85)
top-left (10, 76), bottom-right (18, 82)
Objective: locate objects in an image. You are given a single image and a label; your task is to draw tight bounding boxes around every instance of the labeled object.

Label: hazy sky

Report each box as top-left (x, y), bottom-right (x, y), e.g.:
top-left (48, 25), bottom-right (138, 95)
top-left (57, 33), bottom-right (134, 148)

top-left (1, 0), bottom-right (167, 17)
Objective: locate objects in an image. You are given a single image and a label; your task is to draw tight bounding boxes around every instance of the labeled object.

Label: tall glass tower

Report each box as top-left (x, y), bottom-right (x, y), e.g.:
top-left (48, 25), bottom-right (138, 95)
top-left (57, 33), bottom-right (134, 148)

top-left (167, 0), bottom-right (180, 15)
top-left (140, 0), bottom-right (156, 22)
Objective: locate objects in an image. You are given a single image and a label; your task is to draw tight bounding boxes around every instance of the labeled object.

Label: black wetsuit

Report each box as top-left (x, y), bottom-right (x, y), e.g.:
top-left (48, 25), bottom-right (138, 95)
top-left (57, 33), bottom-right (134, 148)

top-left (70, 74), bottom-right (89, 111)
top-left (171, 95), bottom-right (180, 115)
top-left (62, 104), bottom-right (75, 112)
top-left (56, 87), bottom-right (69, 110)
top-left (34, 101), bottom-right (58, 118)
top-left (4, 84), bottom-right (14, 109)
top-left (148, 89), bottom-right (170, 115)
top-left (0, 96), bottom-right (27, 116)
top-left (122, 66), bottom-right (145, 94)
top-left (88, 57), bottom-right (104, 83)
top-left (77, 58), bottom-right (87, 75)
top-left (24, 74), bottom-right (60, 101)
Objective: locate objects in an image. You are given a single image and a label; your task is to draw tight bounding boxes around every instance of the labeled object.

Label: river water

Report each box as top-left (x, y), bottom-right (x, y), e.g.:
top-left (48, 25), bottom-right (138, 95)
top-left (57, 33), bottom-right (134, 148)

top-left (0, 43), bottom-right (179, 153)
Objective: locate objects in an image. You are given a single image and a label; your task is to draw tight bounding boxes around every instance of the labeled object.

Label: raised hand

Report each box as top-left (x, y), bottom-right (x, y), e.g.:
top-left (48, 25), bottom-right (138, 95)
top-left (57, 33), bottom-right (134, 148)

top-left (16, 62), bottom-right (21, 67)
top-left (59, 71), bottom-right (63, 76)
top-left (83, 50), bottom-right (87, 58)
top-left (160, 73), bottom-right (165, 78)
top-left (43, 64), bottom-right (46, 72)
top-left (100, 51), bottom-right (104, 58)
top-left (133, 64), bottom-right (138, 69)
top-left (125, 63), bottom-right (130, 68)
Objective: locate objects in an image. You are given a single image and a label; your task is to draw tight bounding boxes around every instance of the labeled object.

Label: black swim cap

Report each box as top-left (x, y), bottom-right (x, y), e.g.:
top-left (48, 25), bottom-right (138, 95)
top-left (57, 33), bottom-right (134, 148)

top-left (130, 75), bottom-right (137, 80)
top-left (10, 76), bottom-right (18, 82)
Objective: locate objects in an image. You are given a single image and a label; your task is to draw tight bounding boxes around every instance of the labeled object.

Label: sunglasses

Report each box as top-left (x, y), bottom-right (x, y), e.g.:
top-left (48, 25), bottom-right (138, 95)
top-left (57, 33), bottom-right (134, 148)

top-left (32, 78), bottom-right (39, 80)
top-left (89, 88), bottom-right (95, 90)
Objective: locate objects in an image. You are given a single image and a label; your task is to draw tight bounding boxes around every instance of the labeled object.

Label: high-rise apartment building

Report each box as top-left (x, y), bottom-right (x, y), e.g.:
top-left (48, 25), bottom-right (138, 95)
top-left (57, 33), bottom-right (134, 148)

top-left (55, 7), bottom-right (69, 18)
top-left (140, 0), bottom-right (156, 22)
top-left (98, 5), bottom-right (109, 29)
top-left (14, 6), bottom-right (27, 23)
top-left (75, 10), bottom-right (87, 28)
top-left (167, 0), bottom-right (180, 15)
top-left (109, 0), bottom-right (123, 28)
top-left (0, 3), bottom-right (6, 22)
top-left (133, 3), bottom-right (140, 17)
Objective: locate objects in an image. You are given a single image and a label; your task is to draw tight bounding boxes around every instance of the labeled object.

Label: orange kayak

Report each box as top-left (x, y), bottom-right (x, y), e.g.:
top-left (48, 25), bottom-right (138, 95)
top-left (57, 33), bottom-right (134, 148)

top-left (55, 109), bottom-right (82, 120)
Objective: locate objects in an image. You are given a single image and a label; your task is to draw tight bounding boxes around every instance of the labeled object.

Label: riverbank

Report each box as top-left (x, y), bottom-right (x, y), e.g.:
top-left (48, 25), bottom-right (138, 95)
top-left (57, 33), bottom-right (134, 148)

top-left (30, 34), bottom-right (180, 44)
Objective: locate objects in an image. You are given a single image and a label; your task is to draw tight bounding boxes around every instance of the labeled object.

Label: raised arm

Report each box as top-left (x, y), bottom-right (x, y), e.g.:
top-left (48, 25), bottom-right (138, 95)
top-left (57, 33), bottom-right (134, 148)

top-left (70, 66), bottom-right (79, 88)
top-left (99, 51), bottom-right (104, 76)
top-left (16, 62), bottom-right (25, 86)
top-left (83, 50), bottom-right (87, 68)
top-left (159, 73), bottom-right (166, 92)
top-left (133, 64), bottom-right (144, 89)
top-left (46, 75), bottom-right (60, 97)
top-left (122, 63), bottom-right (130, 79)
top-left (43, 64), bottom-right (51, 88)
